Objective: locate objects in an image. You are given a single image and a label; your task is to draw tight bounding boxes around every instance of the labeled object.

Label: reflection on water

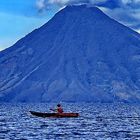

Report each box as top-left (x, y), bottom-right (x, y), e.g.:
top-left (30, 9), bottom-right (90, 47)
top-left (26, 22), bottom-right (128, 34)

top-left (0, 103), bottom-right (140, 140)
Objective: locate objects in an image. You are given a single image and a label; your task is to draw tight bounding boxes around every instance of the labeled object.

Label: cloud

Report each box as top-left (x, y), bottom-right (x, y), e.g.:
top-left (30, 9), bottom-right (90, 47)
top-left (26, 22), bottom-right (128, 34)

top-left (48, 0), bottom-right (69, 5)
top-left (36, 0), bottom-right (110, 9)
top-left (36, 0), bottom-right (47, 12)
top-left (37, 0), bottom-right (140, 10)
top-left (122, 0), bottom-right (140, 5)
top-left (99, 0), bottom-right (140, 33)
top-left (47, 0), bottom-right (108, 6)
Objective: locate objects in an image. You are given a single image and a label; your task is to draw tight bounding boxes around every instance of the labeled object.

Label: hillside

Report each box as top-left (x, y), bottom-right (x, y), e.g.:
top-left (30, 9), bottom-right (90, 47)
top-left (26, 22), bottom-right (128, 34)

top-left (0, 5), bottom-right (140, 102)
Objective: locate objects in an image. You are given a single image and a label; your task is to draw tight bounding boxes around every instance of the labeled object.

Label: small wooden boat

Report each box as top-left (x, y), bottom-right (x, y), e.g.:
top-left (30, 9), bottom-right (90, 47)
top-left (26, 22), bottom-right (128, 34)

top-left (30, 111), bottom-right (79, 118)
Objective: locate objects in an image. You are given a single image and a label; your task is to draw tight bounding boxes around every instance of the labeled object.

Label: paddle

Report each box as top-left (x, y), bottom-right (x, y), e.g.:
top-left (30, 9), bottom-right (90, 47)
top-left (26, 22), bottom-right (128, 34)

top-left (50, 108), bottom-right (56, 112)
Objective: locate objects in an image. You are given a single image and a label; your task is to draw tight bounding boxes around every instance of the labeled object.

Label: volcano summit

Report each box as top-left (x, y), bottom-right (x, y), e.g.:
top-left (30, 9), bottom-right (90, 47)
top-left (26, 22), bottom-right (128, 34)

top-left (0, 5), bottom-right (140, 102)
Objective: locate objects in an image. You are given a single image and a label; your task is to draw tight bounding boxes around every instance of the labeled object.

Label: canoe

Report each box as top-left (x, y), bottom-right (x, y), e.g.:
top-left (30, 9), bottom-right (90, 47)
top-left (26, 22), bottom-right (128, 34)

top-left (30, 111), bottom-right (79, 118)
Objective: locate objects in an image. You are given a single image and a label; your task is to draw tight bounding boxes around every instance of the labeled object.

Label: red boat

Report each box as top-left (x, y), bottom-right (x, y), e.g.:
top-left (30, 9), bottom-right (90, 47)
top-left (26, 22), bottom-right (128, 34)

top-left (30, 111), bottom-right (79, 118)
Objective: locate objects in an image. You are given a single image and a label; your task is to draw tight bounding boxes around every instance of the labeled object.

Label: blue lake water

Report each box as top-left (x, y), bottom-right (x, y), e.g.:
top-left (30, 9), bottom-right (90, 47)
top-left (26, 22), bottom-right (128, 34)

top-left (1, 103), bottom-right (140, 140)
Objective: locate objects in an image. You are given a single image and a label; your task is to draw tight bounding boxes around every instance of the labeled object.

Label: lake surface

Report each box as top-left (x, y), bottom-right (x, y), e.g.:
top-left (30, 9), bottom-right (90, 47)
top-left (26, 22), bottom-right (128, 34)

top-left (1, 103), bottom-right (140, 140)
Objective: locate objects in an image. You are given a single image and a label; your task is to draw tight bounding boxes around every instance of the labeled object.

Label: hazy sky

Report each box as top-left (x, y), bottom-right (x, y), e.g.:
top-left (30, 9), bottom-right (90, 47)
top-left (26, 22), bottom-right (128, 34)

top-left (0, 0), bottom-right (140, 50)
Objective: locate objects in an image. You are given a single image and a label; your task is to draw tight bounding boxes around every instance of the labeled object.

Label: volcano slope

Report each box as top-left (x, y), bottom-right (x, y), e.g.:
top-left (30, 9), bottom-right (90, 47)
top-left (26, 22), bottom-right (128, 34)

top-left (0, 5), bottom-right (140, 102)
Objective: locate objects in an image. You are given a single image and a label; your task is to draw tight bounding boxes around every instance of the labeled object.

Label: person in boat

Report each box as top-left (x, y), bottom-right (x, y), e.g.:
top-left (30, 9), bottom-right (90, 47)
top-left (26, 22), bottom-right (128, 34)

top-left (50, 104), bottom-right (64, 113)
top-left (56, 104), bottom-right (63, 113)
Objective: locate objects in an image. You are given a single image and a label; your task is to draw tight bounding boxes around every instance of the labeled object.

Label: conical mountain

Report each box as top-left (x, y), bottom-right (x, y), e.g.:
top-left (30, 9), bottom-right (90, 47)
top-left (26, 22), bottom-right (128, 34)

top-left (0, 5), bottom-right (140, 102)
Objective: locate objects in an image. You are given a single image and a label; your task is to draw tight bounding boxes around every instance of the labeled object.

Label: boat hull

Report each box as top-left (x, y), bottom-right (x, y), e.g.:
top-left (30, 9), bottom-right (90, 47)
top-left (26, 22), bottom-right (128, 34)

top-left (30, 111), bottom-right (79, 118)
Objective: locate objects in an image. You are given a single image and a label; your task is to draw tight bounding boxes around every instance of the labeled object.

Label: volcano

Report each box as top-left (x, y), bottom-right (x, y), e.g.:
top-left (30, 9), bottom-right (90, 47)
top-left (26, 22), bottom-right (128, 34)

top-left (0, 5), bottom-right (140, 102)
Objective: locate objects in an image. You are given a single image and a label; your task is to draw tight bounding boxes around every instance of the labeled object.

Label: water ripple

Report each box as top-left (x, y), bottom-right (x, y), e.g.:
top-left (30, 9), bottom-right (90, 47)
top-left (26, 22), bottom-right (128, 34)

top-left (1, 103), bottom-right (140, 139)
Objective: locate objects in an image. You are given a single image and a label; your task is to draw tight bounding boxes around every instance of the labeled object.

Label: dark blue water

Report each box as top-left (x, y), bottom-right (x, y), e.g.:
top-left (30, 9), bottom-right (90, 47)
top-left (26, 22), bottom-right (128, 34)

top-left (1, 103), bottom-right (140, 140)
